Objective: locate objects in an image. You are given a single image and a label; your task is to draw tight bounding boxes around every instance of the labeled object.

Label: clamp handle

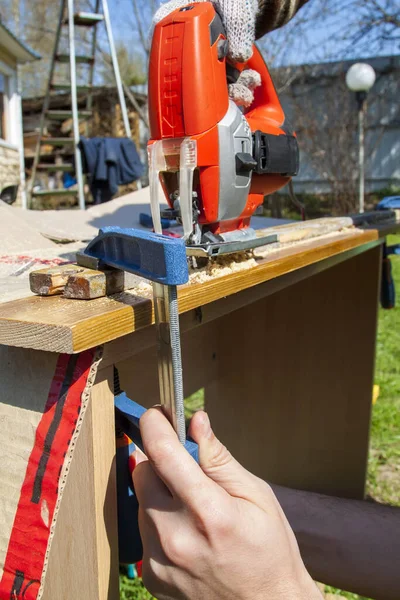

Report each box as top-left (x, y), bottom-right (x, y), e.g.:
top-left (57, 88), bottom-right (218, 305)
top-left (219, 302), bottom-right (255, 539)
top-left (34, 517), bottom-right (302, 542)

top-left (79, 226), bottom-right (189, 286)
top-left (115, 393), bottom-right (199, 462)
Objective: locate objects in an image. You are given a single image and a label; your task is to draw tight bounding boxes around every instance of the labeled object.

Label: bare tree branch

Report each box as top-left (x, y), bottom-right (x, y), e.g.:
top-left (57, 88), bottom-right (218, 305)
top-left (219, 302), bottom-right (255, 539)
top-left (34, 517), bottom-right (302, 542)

top-left (131, 0), bottom-right (151, 56)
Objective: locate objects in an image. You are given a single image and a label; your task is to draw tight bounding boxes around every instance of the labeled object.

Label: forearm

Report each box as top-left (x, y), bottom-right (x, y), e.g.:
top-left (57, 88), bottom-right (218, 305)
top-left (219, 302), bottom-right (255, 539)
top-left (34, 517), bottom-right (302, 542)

top-left (272, 484), bottom-right (400, 600)
top-left (255, 0), bottom-right (310, 38)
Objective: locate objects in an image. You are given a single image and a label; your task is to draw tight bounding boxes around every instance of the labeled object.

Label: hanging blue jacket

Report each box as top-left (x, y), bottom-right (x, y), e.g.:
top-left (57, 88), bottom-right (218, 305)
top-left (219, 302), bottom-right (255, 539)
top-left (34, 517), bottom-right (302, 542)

top-left (79, 137), bottom-right (144, 204)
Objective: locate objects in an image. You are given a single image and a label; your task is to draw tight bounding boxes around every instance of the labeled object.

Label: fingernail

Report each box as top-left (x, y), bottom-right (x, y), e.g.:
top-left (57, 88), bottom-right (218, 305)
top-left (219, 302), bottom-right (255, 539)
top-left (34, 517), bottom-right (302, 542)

top-left (128, 453), bottom-right (136, 474)
top-left (200, 412), bottom-right (212, 438)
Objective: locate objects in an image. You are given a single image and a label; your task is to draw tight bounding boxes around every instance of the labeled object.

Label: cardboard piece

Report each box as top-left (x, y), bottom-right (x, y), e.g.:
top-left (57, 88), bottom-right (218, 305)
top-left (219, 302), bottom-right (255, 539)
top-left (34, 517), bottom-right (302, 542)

top-left (0, 243), bottom-right (85, 304)
top-left (15, 188), bottom-right (166, 243)
top-left (0, 202), bottom-right (55, 253)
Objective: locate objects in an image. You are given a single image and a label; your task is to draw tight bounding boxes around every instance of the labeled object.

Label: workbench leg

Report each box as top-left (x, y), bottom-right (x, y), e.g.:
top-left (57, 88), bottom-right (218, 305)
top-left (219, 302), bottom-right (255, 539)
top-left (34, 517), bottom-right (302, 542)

top-left (205, 246), bottom-right (381, 499)
top-left (42, 364), bottom-right (119, 600)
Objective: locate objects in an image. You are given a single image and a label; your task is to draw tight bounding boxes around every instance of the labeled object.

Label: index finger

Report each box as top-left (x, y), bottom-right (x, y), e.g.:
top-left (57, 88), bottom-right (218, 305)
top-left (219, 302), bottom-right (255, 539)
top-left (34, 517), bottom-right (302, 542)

top-left (140, 407), bottom-right (211, 505)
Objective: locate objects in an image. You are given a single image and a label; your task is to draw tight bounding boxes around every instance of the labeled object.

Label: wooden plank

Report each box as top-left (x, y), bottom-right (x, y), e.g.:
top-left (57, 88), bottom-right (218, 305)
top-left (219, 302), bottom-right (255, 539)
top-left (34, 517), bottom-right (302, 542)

top-left (32, 189), bottom-right (78, 197)
top-left (0, 230), bottom-right (383, 354)
top-left (30, 264), bottom-right (96, 296)
top-left (30, 264), bottom-right (126, 299)
top-left (103, 232), bottom-right (378, 369)
top-left (205, 246), bottom-right (381, 499)
top-left (42, 365), bottom-right (119, 600)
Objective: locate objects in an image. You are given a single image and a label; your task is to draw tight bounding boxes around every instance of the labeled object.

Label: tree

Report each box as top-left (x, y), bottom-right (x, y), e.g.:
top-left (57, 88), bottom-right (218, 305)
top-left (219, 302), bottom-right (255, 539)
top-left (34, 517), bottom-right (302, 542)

top-left (100, 43), bottom-right (146, 86)
top-left (328, 0), bottom-right (400, 56)
top-left (130, 0), bottom-right (160, 57)
top-left (289, 69), bottom-right (360, 213)
top-left (274, 56), bottom-right (400, 214)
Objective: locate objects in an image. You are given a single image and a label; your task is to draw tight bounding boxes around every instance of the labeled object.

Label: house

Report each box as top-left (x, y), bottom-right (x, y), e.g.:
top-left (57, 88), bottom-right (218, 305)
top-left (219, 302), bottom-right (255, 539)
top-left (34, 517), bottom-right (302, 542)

top-left (274, 55), bottom-right (400, 198)
top-left (0, 21), bottom-right (39, 207)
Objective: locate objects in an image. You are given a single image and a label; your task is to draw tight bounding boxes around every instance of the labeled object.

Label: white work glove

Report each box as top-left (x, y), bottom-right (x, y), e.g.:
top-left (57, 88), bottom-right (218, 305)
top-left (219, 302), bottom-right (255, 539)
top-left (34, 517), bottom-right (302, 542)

top-left (153, 0), bottom-right (261, 107)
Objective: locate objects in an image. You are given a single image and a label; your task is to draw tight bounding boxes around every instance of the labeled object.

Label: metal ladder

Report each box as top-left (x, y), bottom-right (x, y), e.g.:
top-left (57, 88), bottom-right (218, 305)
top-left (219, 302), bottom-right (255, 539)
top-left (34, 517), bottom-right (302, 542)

top-left (29, 0), bottom-right (131, 210)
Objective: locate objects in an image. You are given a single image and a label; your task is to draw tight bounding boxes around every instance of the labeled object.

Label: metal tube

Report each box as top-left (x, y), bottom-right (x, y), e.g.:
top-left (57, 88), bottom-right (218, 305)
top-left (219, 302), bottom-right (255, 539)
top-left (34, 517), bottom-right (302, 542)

top-left (68, 0), bottom-right (86, 210)
top-left (16, 69), bottom-right (28, 209)
top-left (153, 282), bottom-right (186, 445)
top-left (102, 0), bottom-right (132, 138)
top-left (358, 104), bottom-right (365, 214)
top-left (85, 0), bottom-right (100, 137)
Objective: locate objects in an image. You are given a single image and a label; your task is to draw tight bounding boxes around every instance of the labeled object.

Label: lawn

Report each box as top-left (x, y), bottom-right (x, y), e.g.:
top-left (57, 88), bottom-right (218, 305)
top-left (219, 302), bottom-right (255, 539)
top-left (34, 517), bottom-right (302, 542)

top-left (120, 235), bottom-right (400, 600)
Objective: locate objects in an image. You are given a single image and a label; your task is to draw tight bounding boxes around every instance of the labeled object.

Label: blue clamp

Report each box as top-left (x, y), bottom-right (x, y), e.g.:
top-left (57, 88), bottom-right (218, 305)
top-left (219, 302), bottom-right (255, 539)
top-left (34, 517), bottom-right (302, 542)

top-left (115, 393), bottom-right (199, 565)
top-left (80, 226), bottom-right (189, 286)
top-left (115, 393), bottom-right (199, 462)
top-left (376, 196), bottom-right (400, 211)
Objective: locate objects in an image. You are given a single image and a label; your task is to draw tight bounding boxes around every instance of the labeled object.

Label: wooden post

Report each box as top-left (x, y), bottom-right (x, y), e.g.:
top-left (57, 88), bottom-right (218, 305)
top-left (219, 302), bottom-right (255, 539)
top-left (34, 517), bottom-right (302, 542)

top-left (42, 365), bottom-right (119, 600)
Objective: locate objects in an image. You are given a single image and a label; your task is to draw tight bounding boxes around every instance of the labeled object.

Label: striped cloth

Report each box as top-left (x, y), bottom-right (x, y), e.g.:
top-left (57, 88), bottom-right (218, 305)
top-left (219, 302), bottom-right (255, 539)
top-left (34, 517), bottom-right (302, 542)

top-left (256, 0), bottom-right (310, 38)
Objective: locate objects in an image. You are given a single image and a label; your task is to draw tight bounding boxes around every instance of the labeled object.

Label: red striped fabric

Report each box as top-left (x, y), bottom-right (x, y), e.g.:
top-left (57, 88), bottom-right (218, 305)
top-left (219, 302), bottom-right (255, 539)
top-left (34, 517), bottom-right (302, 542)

top-left (0, 349), bottom-right (97, 600)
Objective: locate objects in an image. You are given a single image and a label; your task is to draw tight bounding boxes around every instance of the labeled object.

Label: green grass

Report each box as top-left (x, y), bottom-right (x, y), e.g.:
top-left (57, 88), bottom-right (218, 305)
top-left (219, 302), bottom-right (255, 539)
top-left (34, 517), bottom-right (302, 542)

top-left (325, 235), bottom-right (400, 599)
top-left (120, 236), bottom-right (400, 599)
top-left (120, 574), bottom-right (153, 600)
top-left (366, 235), bottom-right (400, 508)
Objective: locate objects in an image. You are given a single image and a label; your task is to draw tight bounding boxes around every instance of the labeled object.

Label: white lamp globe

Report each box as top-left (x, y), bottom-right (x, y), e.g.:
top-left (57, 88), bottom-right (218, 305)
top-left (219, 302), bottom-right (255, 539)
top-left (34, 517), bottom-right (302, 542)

top-left (346, 63), bottom-right (376, 92)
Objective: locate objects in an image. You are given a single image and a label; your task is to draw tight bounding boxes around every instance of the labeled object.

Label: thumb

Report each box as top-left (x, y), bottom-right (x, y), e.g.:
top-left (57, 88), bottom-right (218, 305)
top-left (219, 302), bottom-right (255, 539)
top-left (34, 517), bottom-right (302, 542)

top-left (188, 411), bottom-right (259, 497)
top-left (189, 412), bottom-right (283, 517)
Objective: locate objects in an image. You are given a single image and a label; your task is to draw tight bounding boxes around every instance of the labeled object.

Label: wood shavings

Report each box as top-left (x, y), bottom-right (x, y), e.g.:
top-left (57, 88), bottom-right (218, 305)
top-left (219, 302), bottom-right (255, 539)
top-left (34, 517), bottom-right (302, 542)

top-left (126, 252), bottom-right (258, 293)
top-left (120, 226), bottom-right (363, 299)
top-left (189, 252), bottom-right (257, 284)
top-left (135, 280), bottom-right (153, 294)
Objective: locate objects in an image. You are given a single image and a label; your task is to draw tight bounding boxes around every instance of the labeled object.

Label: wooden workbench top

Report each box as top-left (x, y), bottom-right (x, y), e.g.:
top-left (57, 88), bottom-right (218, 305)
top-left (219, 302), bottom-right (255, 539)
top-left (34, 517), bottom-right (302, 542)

top-left (0, 221), bottom-right (391, 354)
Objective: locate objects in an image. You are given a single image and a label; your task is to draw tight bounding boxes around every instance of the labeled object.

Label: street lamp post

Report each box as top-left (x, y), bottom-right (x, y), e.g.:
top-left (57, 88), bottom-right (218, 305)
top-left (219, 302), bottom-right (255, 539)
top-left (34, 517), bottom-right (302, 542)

top-left (346, 63), bottom-right (376, 214)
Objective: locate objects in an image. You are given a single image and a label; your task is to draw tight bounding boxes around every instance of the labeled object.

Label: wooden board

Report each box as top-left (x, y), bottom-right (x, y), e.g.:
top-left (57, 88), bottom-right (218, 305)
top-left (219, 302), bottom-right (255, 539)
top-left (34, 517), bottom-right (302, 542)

top-left (42, 365), bottom-right (119, 600)
top-left (204, 246), bottom-right (381, 499)
top-left (0, 229), bottom-right (383, 353)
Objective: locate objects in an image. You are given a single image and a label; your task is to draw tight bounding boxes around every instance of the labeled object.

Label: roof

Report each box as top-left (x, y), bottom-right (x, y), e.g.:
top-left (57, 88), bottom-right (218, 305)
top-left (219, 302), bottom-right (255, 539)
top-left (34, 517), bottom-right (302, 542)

top-left (0, 21), bottom-right (40, 63)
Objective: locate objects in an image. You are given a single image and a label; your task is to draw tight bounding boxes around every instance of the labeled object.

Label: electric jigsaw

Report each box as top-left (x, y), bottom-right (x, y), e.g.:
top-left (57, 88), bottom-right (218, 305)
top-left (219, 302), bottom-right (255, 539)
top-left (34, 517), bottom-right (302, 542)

top-left (148, 1), bottom-right (299, 256)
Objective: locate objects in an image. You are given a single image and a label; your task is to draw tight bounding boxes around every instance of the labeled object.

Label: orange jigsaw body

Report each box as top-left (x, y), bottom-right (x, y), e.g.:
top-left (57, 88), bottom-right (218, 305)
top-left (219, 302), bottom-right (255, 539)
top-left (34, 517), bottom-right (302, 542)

top-left (148, 2), bottom-right (298, 236)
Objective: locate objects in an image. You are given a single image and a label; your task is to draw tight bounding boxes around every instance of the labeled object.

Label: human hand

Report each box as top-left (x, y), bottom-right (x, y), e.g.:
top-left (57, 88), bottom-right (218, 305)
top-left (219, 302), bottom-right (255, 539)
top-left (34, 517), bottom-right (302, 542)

top-left (132, 408), bottom-right (323, 600)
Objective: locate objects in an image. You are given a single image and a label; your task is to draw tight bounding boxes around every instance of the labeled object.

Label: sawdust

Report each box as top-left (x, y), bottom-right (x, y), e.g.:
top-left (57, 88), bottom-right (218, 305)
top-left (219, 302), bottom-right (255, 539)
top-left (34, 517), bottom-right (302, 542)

top-left (119, 228), bottom-right (362, 298)
top-left (187, 228), bottom-right (361, 285)
top-left (126, 252), bottom-right (258, 295)
top-left (189, 252), bottom-right (258, 284)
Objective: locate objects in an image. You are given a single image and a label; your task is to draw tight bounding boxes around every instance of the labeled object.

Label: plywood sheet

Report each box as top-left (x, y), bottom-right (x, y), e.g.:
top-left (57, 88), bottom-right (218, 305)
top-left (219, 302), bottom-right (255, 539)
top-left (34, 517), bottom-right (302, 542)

top-left (0, 202), bottom-right (55, 253)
